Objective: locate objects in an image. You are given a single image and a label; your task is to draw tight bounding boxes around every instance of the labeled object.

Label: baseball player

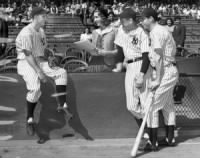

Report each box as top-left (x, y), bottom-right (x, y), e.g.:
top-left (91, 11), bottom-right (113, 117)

top-left (111, 8), bottom-right (151, 144)
top-left (141, 8), bottom-right (179, 151)
top-left (16, 7), bottom-right (72, 143)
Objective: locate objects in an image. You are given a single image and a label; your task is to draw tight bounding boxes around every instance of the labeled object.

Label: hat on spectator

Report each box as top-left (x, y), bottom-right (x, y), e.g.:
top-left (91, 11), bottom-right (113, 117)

top-left (142, 8), bottom-right (159, 21)
top-left (119, 8), bottom-right (136, 21)
top-left (31, 7), bottom-right (47, 18)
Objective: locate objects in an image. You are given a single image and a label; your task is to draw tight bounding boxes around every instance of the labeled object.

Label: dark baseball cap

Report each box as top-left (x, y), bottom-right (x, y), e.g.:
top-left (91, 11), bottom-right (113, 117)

top-left (31, 7), bottom-right (47, 18)
top-left (142, 8), bottom-right (159, 21)
top-left (119, 8), bottom-right (136, 21)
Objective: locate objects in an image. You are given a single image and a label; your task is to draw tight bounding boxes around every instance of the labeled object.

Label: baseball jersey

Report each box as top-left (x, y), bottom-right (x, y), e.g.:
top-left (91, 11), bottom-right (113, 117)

top-left (114, 25), bottom-right (150, 60)
top-left (149, 23), bottom-right (176, 66)
top-left (16, 24), bottom-right (47, 60)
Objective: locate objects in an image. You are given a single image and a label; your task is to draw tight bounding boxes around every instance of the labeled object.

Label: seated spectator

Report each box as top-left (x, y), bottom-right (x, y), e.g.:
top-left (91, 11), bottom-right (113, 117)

top-left (71, 1), bottom-right (76, 17)
top-left (5, 3), bottom-right (13, 13)
top-left (0, 4), bottom-right (5, 12)
top-left (65, 3), bottom-right (71, 14)
top-left (197, 6), bottom-right (200, 21)
top-left (50, 2), bottom-right (58, 14)
top-left (80, 27), bottom-right (92, 41)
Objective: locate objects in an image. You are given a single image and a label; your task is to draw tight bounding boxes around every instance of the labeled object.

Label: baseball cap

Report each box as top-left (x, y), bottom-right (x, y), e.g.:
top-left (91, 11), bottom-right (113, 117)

top-left (119, 8), bottom-right (136, 21)
top-left (141, 8), bottom-right (159, 21)
top-left (31, 7), bottom-right (47, 18)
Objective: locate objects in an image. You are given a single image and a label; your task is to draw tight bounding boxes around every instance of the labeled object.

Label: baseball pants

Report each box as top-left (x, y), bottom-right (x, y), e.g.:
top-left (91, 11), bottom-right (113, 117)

top-left (17, 60), bottom-right (67, 103)
top-left (147, 65), bottom-right (178, 128)
top-left (125, 60), bottom-right (151, 119)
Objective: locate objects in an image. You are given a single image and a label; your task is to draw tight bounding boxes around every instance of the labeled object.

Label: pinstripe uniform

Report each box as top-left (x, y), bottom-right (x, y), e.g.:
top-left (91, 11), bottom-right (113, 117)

top-left (16, 24), bottom-right (67, 103)
top-left (147, 24), bottom-right (178, 128)
top-left (115, 25), bottom-right (151, 118)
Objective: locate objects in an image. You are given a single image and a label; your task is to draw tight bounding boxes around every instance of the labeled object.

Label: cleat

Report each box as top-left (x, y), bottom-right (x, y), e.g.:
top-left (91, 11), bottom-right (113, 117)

top-left (37, 137), bottom-right (48, 144)
top-left (159, 138), bottom-right (176, 147)
top-left (167, 138), bottom-right (177, 147)
top-left (140, 141), bottom-right (158, 152)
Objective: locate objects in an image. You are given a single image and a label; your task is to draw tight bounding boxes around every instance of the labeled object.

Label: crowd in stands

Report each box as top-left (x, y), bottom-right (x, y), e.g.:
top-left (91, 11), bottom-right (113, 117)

top-left (0, 1), bottom-right (199, 27)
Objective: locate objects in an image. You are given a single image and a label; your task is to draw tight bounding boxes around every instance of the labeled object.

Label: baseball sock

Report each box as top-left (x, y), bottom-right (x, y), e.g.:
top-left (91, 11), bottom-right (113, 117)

top-left (151, 128), bottom-right (158, 147)
top-left (167, 125), bottom-right (175, 143)
top-left (56, 85), bottom-right (66, 107)
top-left (27, 101), bottom-right (37, 121)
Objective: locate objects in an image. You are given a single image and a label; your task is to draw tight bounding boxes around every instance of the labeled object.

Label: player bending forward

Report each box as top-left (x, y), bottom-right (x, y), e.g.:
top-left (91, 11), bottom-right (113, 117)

top-left (16, 7), bottom-right (72, 143)
top-left (140, 8), bottom-right (179, 151)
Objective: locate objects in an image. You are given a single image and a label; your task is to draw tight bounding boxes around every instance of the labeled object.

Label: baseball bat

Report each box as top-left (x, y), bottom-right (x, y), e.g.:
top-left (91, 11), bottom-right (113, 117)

top-left (131, 92), bottom-right (154, 157)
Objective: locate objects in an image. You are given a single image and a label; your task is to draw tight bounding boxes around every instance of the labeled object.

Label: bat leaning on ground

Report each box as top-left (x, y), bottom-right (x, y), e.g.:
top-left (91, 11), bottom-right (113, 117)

top-left (131, 91), bottom-right (154, 157)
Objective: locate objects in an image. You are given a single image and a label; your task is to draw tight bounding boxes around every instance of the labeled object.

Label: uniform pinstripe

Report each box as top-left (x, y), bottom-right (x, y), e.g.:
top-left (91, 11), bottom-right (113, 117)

top-left (147, 24), bottom-right (178, 128)
top-left (16, 24), bottom-right (67, 103)
top-left (115, 26), bottom-right (151, 118)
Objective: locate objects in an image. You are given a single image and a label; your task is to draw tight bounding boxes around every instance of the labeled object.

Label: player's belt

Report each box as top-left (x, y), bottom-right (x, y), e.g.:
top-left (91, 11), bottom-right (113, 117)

top-left (152, 62), bottom-right (176, 70)
top-left (127, 57), bottom-right (142, 64)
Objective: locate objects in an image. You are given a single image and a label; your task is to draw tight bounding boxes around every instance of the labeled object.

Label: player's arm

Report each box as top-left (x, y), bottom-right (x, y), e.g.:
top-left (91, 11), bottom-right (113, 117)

top-left (135, 31), bottom-right (150, 88)
top-left (23, 49), bottom-right (42, 73)
top-left (24, 49), bottom-right (47, 83)
top-left (97, 48), bottom-right (118, 56)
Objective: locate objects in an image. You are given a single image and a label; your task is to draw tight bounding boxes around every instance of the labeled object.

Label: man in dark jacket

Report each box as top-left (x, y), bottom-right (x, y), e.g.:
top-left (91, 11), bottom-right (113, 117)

top-left (172, 16), bottom-right (186, 56)
top-left (0, 11), bottom-right (9, 57)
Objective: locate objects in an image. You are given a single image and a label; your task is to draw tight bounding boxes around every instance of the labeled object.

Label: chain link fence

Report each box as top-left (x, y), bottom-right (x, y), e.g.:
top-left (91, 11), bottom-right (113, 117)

top-left (175, 75), bottom-right (200, 127)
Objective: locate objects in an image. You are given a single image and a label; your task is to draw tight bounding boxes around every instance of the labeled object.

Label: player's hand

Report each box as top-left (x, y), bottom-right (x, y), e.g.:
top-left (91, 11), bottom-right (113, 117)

top-left (149, 80), bottom-right (160, 91)
top-left (90, 48), bottom-right (99, 56)
top-left (38, 71), bottom-right (48, 83)
top-left (135, 73), bottom-right (144, 88)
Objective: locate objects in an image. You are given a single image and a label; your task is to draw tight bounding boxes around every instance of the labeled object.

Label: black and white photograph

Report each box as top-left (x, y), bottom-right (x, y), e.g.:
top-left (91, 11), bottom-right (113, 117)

top-left (0, 0), bottom-right (200, 157)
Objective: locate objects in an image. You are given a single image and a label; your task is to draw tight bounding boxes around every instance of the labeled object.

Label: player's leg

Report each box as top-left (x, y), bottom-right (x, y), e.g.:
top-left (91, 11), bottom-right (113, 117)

top-left (17, 60), bottom-right (41, 136)
top-left (162, 85), bottom-right (177, 146)
top-left (41, 62), bottom-right (72, 117)
top-left (125, 62), bottom-right (150, 148)
top-left (125, 63), bottom-right (142, 118)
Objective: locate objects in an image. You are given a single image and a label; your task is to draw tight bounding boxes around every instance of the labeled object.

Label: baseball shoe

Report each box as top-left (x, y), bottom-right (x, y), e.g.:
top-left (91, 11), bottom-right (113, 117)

top-left (26, 117), bottom-right (35, 136)
top-left (159, 138), bottom-right (176, 147)
top-left (140, 140), bottom-right (158, 152)
top-left (37, 137), bottom-right (49, 144)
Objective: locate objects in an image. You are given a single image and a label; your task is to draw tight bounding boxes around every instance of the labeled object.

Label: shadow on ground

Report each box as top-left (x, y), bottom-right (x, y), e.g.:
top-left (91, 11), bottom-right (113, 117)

top-left (36, 76), bottom-right (93, 142)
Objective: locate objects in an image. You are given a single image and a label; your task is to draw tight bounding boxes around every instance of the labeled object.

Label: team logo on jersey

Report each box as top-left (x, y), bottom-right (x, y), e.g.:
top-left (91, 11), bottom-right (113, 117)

top-left (41, 37), bottom-right (46, 46)
top-left (131, 35), bottom-right (138, 45)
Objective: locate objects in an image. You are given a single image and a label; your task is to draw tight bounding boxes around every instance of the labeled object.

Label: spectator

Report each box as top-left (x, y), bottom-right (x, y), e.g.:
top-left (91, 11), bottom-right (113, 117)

top-left (91, 8), bottom-right (122, 72)
top-left (5, 3), bottom-right (13, 13)
top-left (197, 6), bottom-right (200, 21)
top-left (165, 18), bottom-right (175, 34)
top-left (50, 2), bottom-right (58, 14)
top-left (172, 16), bottom-right (186, 56)
top-left (80, 27), bottom-right (92, 41)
